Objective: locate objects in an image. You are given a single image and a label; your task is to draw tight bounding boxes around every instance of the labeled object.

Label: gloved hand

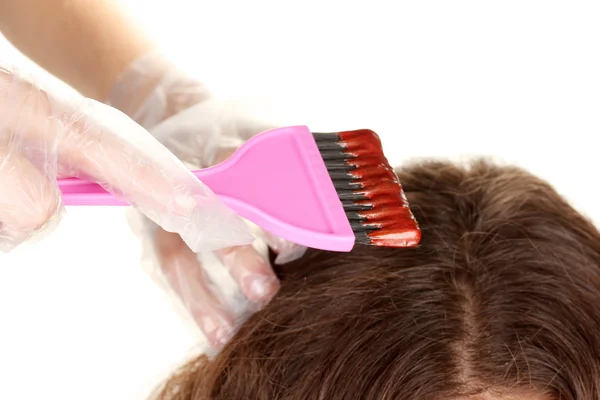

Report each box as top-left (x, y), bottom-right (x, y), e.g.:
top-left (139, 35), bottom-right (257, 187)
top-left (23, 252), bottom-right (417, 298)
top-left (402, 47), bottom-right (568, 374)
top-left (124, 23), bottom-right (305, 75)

top-left (0, 65), bottom-right (253, 253)
top-left (107, 52), bottom-right (306, 348)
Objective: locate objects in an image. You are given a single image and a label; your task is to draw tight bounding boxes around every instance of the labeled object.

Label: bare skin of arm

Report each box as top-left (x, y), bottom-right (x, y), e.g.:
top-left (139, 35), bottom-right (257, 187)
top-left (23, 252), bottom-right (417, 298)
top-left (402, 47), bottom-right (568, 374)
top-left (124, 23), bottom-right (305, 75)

top-left (0, 0), bottom-right (155, 100)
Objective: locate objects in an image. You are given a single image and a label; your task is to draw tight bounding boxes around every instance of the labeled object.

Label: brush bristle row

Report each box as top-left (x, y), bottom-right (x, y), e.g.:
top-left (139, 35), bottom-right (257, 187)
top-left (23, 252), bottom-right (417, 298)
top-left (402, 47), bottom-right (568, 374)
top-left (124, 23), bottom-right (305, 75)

top-left (312, 130), bottom-right (421, 248)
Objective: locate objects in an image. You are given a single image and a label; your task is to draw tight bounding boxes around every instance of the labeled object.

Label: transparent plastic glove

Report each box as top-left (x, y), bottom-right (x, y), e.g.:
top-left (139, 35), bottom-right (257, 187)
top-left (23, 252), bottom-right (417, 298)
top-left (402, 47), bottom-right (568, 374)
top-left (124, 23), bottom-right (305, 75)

top-left (0, 65), bottom-right (253, 253)
top-left (107, 52), bottom-right (306, 348)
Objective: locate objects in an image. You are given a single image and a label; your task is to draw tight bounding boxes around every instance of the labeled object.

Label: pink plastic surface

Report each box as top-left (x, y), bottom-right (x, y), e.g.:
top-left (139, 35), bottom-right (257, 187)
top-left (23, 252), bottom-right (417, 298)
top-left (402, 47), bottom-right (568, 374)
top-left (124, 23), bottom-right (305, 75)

top-left (57, 126), bottom-right (355, 252)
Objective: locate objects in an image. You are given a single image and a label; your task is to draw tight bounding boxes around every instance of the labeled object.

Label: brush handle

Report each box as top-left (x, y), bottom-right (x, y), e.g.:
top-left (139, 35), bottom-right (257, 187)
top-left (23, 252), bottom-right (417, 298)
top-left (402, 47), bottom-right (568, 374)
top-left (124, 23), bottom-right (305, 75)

top-left (57, 155), bottom-right (271, 225)
top-left (57, 125), bottom-right (356, 252)
top-left (58, 168), bottom-right (222, 205)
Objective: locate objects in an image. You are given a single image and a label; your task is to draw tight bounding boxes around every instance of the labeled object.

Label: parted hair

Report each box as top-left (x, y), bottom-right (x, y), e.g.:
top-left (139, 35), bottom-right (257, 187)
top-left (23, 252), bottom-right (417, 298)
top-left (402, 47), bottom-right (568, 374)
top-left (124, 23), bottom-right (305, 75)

top-left (155, 160), bottom-right (600, 400)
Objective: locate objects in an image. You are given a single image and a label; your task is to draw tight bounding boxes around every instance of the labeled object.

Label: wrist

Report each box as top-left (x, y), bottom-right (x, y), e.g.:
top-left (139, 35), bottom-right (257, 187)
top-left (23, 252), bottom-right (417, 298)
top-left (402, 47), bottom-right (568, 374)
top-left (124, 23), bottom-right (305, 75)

top-left (0, 0), bottom-right (157, 101)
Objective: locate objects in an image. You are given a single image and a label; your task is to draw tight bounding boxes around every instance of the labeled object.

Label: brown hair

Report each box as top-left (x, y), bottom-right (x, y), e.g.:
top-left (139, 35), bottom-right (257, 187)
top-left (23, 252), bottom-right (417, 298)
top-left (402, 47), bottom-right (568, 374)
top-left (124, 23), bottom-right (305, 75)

top-left (155, 160), bottom-right (600, 399)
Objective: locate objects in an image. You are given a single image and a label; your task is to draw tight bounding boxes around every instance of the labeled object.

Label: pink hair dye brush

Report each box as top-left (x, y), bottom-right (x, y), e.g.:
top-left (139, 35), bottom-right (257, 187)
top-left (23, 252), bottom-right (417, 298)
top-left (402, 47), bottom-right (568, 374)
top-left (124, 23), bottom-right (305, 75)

top-left (57, 126), bottom-right (421, 252)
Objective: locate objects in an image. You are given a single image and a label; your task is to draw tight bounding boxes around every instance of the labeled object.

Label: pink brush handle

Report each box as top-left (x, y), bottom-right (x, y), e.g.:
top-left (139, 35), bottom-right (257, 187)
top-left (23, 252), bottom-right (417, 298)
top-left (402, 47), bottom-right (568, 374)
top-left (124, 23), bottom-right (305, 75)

top-left (58, 169), bottom-right (223, 206)
top-left (57, 126), bottom-right (355, 252)
top-left (58, 168), bottom-right (261, 228)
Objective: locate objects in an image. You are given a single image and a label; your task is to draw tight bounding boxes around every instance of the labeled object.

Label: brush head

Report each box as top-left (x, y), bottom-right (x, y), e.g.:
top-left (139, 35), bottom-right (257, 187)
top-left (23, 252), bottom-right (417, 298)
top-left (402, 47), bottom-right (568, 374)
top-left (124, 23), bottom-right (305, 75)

top-left (312, 129), bottom-right (421, 248)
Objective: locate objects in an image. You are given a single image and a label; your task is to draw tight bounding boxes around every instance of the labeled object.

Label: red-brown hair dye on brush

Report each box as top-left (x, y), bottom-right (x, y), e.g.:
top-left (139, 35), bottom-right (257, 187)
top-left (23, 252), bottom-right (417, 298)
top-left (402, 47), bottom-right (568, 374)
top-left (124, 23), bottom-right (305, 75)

top-left (338, 129), bottom-right (421, 247)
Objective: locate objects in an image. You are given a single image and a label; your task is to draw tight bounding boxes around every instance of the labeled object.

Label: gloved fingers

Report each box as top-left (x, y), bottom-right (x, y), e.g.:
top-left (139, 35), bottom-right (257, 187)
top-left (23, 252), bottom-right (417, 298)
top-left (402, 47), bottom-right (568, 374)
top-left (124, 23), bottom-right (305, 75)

top-left (215, 245), bottom-right (280, 308)
top-left (106, 51), bottom-right (211, 129)
top-left (132, 204), bottom-right (281, 348)
top-left (0, 66), bottom-right (253, 253)
top-left (153, 227), bottom-right (235, 347)
top-left (53, 97), bottom-right (255, 253)
top-left (0, 142), bottom-right (63, 252)
top-left (149, 99), bottom-right (276, 168)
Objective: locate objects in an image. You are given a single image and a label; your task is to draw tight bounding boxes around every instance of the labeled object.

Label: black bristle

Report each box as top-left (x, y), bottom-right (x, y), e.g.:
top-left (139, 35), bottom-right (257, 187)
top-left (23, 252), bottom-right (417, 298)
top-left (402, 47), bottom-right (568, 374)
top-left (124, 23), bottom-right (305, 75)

top-left (316, 141), bottom-right (345, 152)
top-left (350, 221), bottom-right (381, 232)
top-left (341, 200), bottom-right (372, 211)
top-left (319, 151), bottom-right (355, 161)
top-left (328, 170), bottom-right (358, 180)
top-left (337, 191), bottom-right (368, 201)
top-left (345, 210), bottom-right (367, 221)
top-left (312, 132), bottom-right (341, 142)
top-left (333, 180), bottom-right (362, 191)
top-left (326, 163), bottom-right (356, 172)
top-left (353, 231), bottom-right (372, 245)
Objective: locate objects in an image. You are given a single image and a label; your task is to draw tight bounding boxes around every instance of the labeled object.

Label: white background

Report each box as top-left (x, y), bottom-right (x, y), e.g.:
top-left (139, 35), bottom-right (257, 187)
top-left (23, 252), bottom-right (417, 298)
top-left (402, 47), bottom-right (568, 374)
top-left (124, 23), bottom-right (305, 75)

top-left (1, 1), bottom-right (600, 399)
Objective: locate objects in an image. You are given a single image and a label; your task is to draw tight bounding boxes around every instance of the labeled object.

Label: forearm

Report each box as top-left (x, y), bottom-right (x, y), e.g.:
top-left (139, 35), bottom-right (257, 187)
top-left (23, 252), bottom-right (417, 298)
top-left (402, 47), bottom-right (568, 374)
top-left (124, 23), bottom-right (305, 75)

top-left (0, 0), bottom-right (155, 100)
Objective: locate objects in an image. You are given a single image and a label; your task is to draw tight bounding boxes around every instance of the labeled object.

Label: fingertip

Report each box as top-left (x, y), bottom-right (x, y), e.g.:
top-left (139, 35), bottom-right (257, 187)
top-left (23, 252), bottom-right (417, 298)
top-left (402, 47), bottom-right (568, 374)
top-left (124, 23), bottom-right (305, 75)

top-left (0, 171), bottom-right (65, 253)
top-left (261, 231), bottom-right (307, 265)
top-left (216, 244), bottom-right (280, 308)
top-left (273, 244), bottom-right (308, 265)
top-left (248, 275), bottom-right (280, 304)
top-left (23, 202), bottom-right (65, 245)
top-left (198, 312), bottom-right (236, 348)
top-left (0, 230), bottom-right (20, 253)
top-left (214, 326), bottom-right (235, 346)
top-left (0, 204), bottom-right (64, 253)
